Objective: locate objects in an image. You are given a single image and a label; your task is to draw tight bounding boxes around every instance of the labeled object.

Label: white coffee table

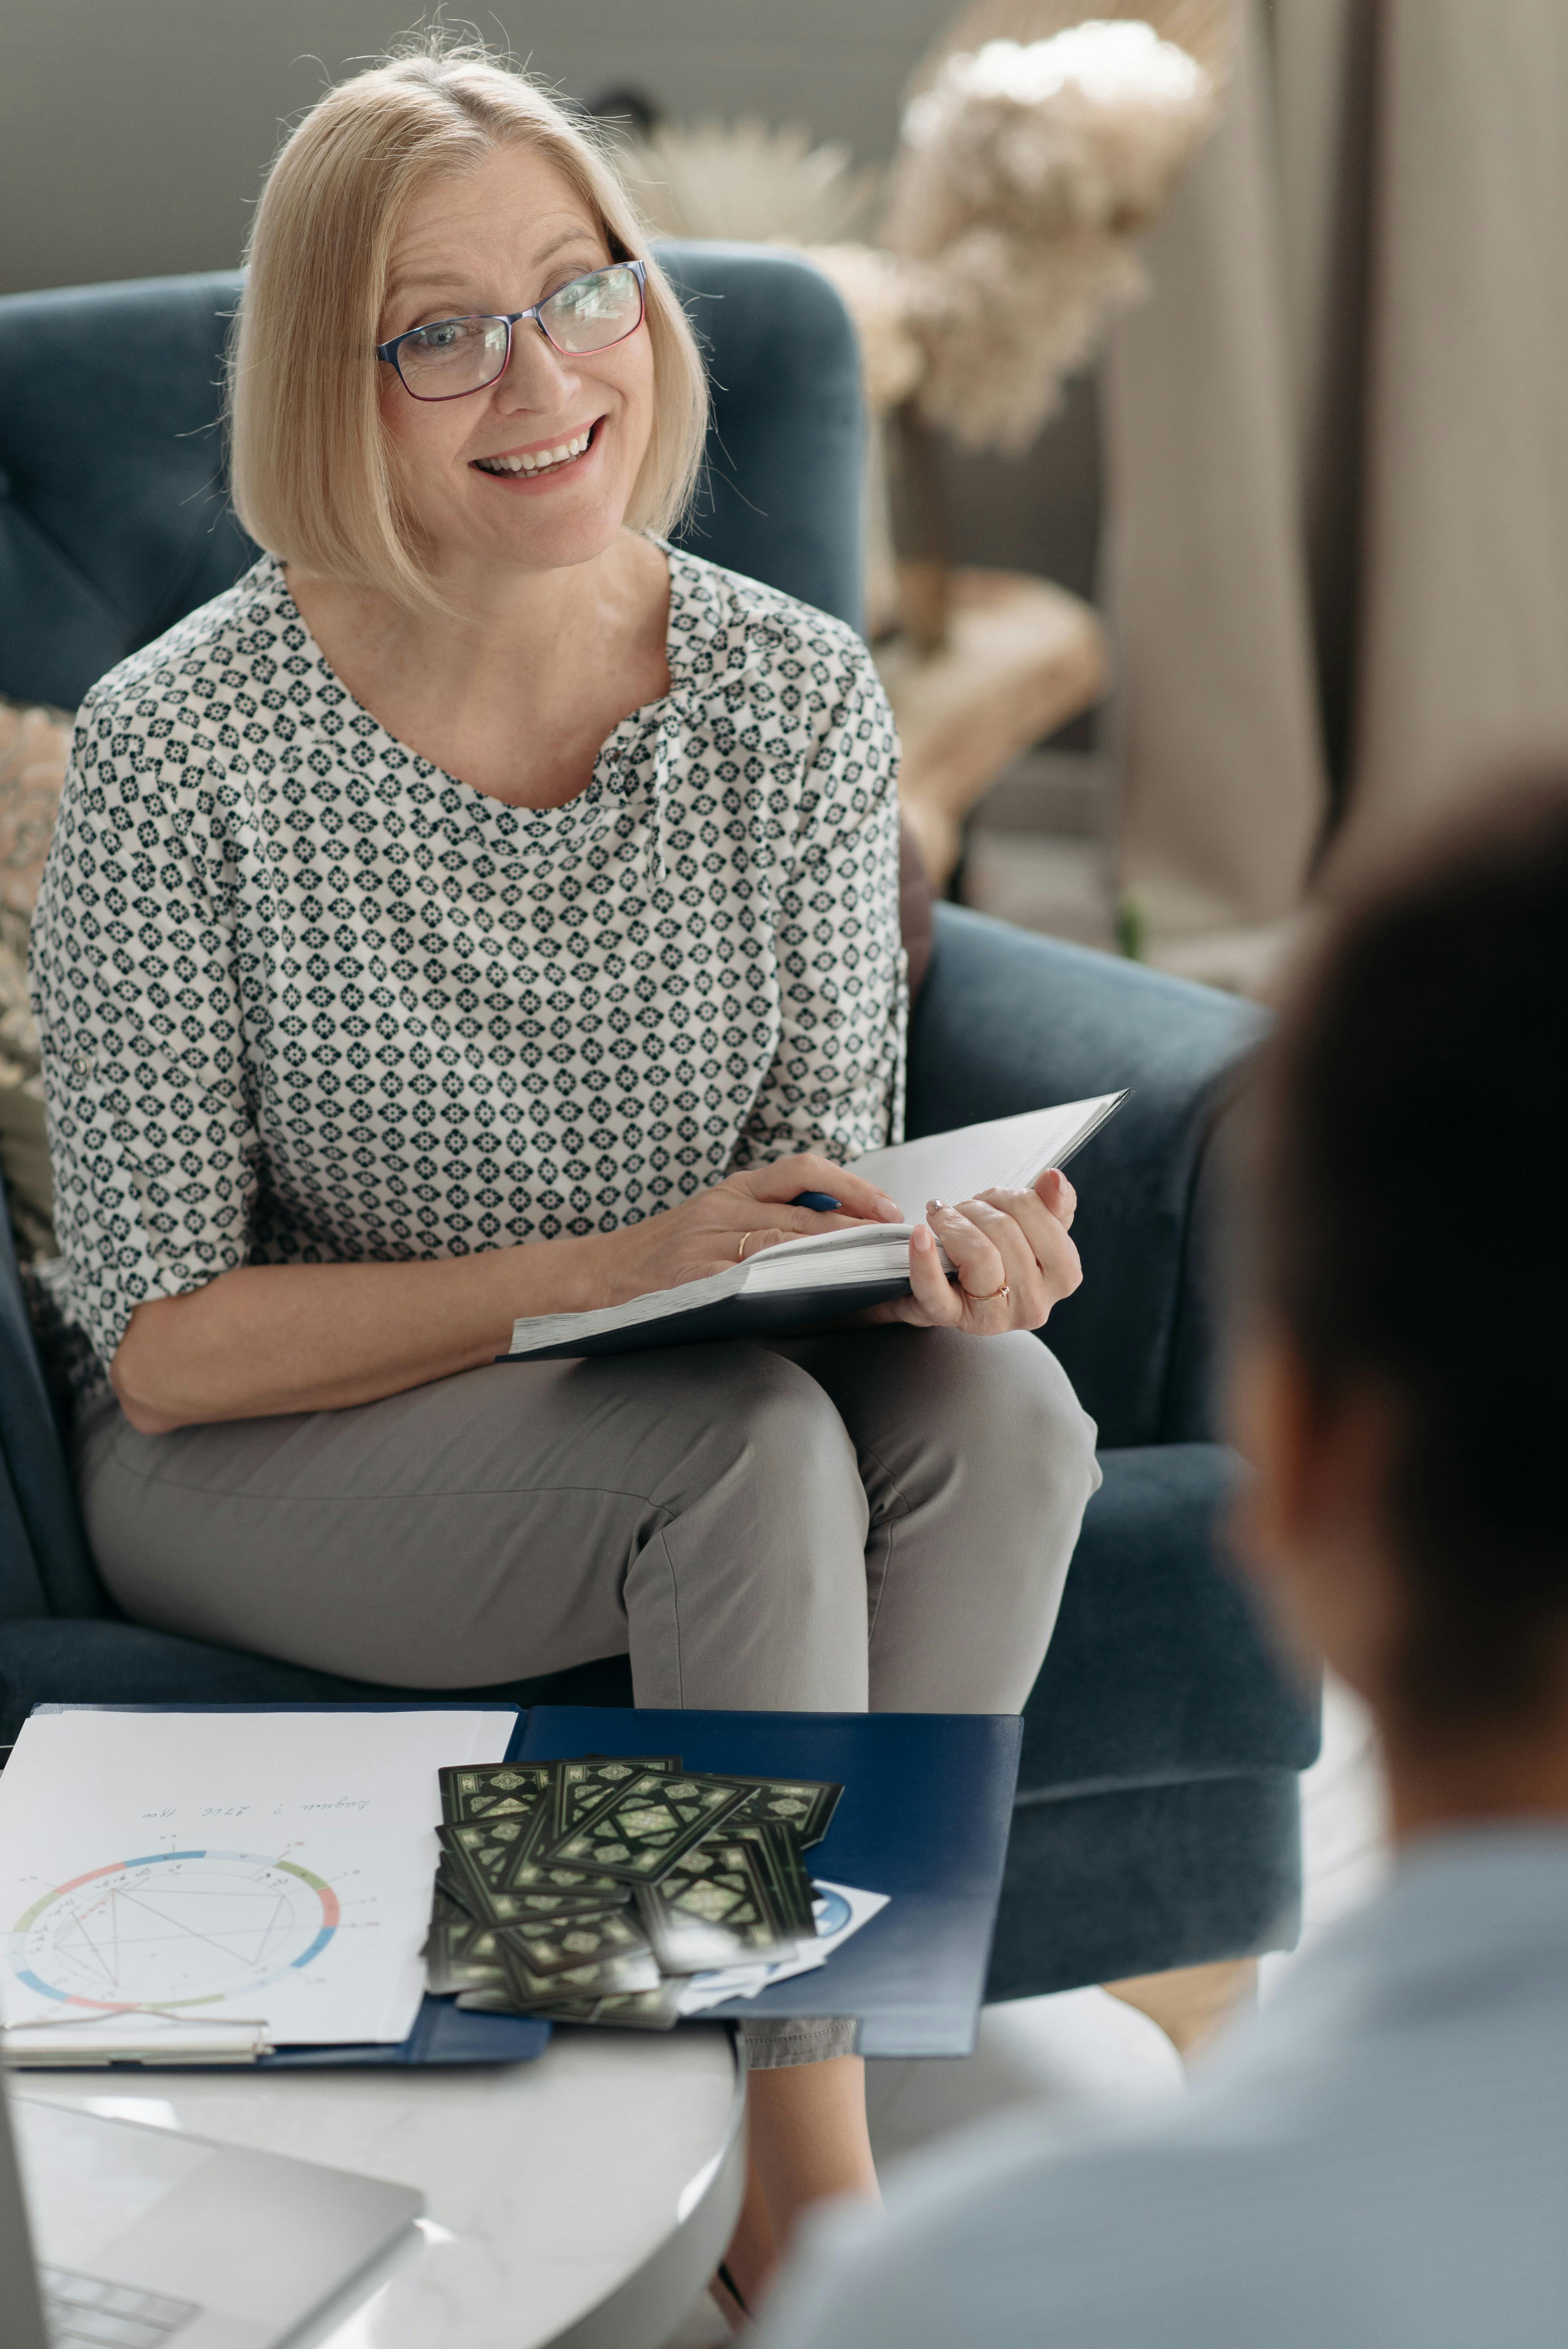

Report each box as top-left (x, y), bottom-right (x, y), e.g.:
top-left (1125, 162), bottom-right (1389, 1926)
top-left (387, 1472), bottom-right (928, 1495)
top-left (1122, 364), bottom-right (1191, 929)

top-left (30, 2022), bottom-right (746, 2349)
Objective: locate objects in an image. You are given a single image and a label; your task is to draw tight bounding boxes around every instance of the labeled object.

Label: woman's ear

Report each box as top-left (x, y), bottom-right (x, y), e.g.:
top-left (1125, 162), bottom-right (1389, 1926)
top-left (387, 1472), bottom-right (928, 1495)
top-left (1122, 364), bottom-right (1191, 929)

top-left (1227, 1330), bottom-right (1408, 1706)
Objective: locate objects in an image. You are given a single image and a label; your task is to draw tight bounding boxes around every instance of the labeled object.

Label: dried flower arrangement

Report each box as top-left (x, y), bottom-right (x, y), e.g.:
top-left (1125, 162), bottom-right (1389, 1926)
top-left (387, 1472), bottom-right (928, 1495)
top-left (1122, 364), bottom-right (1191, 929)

top-left (880, 19), bottom-right (1218, 452)
top-left (620, 117), bottom-right (883, 250)
top-left (620, 15), bottom-right (1220, 453)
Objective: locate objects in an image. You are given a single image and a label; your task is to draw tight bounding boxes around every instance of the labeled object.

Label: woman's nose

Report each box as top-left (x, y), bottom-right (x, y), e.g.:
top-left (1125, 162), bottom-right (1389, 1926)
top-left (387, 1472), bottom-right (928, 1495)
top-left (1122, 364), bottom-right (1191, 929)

top-left (493, 321), bottom-right (581, 412)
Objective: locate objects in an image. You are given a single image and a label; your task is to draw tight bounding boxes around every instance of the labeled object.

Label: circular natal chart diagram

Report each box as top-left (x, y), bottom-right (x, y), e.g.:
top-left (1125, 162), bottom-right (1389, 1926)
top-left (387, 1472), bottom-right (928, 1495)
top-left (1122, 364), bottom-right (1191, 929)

top-left (9, 1850), bottom-right (339, 2012)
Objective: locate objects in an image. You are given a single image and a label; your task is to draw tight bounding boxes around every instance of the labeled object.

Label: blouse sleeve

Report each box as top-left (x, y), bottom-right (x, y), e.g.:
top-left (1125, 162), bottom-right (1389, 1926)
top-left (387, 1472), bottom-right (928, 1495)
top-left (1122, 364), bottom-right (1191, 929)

top-left (734, 639), bottom-right (908, 1170)
top-left (30, 694), bottom-right (261, 1370)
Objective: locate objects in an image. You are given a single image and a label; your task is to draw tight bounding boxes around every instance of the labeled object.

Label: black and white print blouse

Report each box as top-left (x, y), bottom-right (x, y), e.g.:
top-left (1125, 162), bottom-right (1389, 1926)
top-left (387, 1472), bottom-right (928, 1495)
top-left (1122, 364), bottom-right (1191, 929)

top-left (31, 546), bottom-right (906, 1399)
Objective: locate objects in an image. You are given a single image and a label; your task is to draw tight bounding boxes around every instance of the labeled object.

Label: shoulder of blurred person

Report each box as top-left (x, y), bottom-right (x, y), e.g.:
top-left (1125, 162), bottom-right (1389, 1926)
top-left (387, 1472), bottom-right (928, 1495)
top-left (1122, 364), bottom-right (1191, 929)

top-left (762, 783), bottom-right (1568, 2349)
top-left (760, 1825), bottom-right (1568, 2349)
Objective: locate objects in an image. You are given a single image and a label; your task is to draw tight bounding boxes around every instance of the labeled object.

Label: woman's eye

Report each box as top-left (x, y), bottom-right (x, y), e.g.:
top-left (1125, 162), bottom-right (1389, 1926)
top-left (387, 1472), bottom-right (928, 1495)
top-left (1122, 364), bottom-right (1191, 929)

top-left (545, 266), bottom-right (605, 301)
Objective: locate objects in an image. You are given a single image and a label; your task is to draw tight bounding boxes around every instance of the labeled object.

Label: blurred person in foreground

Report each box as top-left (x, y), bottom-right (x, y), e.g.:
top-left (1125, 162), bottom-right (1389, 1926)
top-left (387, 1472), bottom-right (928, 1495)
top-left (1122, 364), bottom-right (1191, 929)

top-left (757, 785), bottom-right (1568, 2349)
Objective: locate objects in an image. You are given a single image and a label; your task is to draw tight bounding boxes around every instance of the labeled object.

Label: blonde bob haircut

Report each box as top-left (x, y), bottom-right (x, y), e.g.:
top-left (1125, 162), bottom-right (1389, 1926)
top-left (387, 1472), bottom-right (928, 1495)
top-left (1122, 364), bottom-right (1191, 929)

top-left (228, 43), bottom-right (708, 613)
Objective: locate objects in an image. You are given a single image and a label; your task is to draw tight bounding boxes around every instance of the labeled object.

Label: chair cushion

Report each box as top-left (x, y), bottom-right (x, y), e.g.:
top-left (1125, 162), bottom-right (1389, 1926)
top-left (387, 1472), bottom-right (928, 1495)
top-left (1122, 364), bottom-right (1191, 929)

top-left (1020, 1443), bottom-right (1320, 1794)
top-left (0, 1613), bottom-right (637, 1743)
top-left (990, 1769), bottom-right (1304, 1997)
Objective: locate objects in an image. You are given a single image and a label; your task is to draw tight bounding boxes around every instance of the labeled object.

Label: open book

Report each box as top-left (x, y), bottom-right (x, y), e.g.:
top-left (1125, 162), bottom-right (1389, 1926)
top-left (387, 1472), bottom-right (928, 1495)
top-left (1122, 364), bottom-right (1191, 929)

top-left (500, 1092), bottom-right (1126, 1363)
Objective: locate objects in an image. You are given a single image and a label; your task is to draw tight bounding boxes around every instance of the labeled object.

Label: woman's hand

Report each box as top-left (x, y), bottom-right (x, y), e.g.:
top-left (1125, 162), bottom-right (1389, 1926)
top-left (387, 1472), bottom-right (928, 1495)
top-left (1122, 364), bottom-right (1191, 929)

top-left (870, 1169), bottom-right (1082, 1337)
top-left (596, 1153), bottom-right (904, 1306)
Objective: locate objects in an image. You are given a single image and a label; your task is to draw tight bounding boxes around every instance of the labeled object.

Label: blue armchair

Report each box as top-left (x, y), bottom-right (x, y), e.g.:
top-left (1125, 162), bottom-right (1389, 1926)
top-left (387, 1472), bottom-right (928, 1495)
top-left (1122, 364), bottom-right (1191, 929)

top-left (0, 246), bottom-right (1318, 1996)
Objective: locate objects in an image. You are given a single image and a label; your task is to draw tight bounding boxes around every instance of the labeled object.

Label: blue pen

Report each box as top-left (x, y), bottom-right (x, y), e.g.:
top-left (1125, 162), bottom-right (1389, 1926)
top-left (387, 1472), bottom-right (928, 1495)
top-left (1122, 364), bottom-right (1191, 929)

top-left (791, 1189), bottom-right (842, 1213)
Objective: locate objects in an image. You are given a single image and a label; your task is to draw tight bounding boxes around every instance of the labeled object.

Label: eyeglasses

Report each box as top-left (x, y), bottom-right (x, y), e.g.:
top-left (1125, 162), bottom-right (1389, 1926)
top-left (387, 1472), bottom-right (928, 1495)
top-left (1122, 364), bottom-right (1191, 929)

top-left (375, 259), bottom-right (648, 401)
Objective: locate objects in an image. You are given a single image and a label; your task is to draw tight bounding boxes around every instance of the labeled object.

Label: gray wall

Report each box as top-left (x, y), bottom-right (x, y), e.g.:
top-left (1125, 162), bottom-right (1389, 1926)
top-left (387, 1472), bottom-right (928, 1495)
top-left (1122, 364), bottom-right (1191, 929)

top-left (0, 0), bottom-right (1100, 615)
top-left (0, 0), bottom-right (954, 298)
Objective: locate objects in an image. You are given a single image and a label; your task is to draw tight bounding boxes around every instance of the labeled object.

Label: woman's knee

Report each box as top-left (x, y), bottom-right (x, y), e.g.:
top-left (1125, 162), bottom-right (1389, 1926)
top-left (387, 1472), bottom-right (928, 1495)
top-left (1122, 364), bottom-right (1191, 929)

top-left (648, 1343), bottom-right (866, 1526)
top-left (625, 1347), bottom-right (872, 1708)
top-left (917, 1327), bottom-right (1099, 1496)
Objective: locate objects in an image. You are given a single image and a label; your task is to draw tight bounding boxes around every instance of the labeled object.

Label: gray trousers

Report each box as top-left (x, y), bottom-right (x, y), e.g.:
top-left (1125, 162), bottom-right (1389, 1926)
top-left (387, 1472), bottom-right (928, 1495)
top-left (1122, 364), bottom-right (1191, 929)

top-left (78, 1325), bottom-right (1101, 2063)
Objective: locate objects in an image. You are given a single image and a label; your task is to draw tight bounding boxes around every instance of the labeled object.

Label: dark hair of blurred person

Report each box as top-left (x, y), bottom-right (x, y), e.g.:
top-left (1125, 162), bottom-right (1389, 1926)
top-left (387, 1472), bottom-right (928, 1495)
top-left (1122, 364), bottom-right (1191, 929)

top-left (754, 781), bottom-right (1568, 2349)
top-left (1237, 781), bottom-right (1568, 1824)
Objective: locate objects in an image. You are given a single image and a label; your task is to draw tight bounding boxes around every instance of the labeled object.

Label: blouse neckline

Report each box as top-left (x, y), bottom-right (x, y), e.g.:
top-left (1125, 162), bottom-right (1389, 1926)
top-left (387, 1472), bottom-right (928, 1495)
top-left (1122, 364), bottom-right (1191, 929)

top-left (259, 540), bottom-right (717, 871)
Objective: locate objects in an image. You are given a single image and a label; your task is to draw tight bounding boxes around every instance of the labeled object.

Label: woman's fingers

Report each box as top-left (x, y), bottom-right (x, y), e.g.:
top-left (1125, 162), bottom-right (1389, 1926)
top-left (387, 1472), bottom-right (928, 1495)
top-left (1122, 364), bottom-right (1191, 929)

top-left (905, 1221), bottom-right (962, 1323)
top-left (731, 1201), bottom-right (870, 1243)
top-left (922, 1191), bottom-right (1083, 1329)
top-left (741, 1154), bottom-right (904, 1225)
top-left (947, 1197), bottom-right (1049, 1324)
top-left (972, 1186), bottom-right (1083, 1302)
top-left (736, 1227), bottom-right (791, 1262)
top-left (1033, 1168), bottom-right (1077, 1230)
top-left (924, 1201), bottom-right (1012, 1323)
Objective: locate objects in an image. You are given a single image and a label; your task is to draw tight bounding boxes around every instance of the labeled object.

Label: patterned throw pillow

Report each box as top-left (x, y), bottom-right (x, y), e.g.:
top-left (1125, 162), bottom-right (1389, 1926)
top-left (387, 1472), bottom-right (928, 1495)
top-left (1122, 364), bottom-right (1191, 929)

top-left (0, 698), bottom-right (71, 1261)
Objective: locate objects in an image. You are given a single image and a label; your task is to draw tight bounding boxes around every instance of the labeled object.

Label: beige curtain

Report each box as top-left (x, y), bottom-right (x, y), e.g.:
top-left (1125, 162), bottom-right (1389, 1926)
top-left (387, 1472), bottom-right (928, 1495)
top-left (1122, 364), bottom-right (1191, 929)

top-left (1107, 0), bottom-right (1568, 956)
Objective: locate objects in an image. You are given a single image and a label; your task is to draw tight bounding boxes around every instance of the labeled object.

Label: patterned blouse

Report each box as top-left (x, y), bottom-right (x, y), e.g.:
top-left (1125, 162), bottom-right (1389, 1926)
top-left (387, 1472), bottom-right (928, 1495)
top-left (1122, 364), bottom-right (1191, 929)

top-left (30, 546), bottom-right (905, 1401)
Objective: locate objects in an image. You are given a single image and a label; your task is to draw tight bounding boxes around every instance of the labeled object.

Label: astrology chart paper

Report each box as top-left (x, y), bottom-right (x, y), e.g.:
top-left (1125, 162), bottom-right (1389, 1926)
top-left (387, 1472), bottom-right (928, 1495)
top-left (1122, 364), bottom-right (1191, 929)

top-left (0, 1705), bottom-right (513, 2046)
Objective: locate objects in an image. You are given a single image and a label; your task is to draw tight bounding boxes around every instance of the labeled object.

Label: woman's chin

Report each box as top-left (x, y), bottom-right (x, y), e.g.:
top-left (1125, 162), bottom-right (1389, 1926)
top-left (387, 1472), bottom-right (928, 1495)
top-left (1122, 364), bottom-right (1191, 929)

top-left (445, 493), bottom-right (633, 581)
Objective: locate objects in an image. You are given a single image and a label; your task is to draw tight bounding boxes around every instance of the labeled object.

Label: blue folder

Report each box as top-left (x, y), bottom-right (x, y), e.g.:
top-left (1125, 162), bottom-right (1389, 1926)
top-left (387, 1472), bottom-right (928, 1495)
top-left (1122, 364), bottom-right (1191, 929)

top-left (517, 1705), bottom-right (1025, 2059)
top-left (14, 1702), bottom-right (1022, 2065)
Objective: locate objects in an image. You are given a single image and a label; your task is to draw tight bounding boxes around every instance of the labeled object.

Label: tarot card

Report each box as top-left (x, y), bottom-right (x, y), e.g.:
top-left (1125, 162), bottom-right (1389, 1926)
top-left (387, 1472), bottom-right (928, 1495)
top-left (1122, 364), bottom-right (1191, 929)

top-left (454, 1984), bottom-right (523, 2013)
top-left (439, 1816), bottom-right (534, 1889)
top-left (502, 1884), bottom-right (633, 1918)
top-left (428, 1883), bottom-right (468, 1932)
top-left (425, 1917), bottom-right (506, 1996)
top-left (549, 1755), bottom-right (681, 1841)
top-left (573, 1983), bottom-right (684, 2031)
top-left (438, 1760), bottom-right (553, 1825)
top-left (545, 1772), bottom-right (751, 1882)
top-left (498, 1938), bottom-right (663, 2009)
top-left (635, 1838), bottom-right (799, 1974)
top-left (504, 1842), bottom-right (634, 1901)
top-left (717, 1775), bottom-right (842, 1847)
top-left (503, 1906), bottom-right (654, 1978)
top-left (729, 1820), bottom-right (817, 1937)
top-left (438, 1836), bottom-right (566, 1928)
top-left (436, 1857), bottom-right (478, 1919)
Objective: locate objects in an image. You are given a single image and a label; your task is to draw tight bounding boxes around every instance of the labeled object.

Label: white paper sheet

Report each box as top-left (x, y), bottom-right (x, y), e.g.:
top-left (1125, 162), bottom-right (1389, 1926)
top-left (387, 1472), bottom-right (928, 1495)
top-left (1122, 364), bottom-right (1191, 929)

top-left (850, 1096), bottom-right (1126, 1226)
top-left (0, 1706), bottom-right (513, 2049)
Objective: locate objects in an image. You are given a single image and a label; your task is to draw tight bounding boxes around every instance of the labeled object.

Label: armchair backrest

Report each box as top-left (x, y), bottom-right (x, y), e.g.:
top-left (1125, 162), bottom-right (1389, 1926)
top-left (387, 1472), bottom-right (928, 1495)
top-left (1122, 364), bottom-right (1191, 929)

top-left (0, 241), bottom-right (865, 708)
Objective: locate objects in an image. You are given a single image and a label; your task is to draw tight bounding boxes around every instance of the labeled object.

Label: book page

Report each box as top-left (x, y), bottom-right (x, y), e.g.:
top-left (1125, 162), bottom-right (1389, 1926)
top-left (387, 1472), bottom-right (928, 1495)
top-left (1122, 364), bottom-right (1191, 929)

top-left (0, 1707), bottom-right (513, 2050)
top-left (848, 1095), bottom-right (1125, 1225)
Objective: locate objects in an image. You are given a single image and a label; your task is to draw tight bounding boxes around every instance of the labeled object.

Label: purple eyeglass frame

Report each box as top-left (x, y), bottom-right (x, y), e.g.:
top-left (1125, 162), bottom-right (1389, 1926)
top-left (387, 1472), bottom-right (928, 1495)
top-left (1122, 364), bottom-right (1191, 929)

top-left (375, 259), bottom-right (648, 400)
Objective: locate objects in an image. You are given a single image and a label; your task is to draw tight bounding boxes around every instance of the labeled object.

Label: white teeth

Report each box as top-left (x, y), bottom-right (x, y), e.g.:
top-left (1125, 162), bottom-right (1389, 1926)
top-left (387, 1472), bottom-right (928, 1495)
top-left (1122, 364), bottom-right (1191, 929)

top-left (479, 430), bottom-right (592, 478)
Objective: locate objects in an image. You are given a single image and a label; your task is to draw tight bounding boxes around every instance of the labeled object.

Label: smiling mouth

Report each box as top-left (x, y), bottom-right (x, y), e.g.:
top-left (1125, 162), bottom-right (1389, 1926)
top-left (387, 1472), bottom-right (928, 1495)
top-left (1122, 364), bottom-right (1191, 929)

top-left (473, 420), bottom-right (600, 479)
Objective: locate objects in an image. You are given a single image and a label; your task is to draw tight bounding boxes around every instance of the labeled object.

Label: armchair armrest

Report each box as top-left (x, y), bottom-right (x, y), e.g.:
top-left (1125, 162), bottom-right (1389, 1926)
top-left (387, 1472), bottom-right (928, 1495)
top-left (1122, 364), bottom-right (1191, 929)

top-left (906, 904), bottom-right (1267, 1446)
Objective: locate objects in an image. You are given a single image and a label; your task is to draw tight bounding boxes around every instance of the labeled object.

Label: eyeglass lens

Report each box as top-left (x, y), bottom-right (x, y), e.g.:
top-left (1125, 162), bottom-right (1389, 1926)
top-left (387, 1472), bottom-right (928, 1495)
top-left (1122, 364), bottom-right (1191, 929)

top-left (395, 264), bottom-right (643, 397)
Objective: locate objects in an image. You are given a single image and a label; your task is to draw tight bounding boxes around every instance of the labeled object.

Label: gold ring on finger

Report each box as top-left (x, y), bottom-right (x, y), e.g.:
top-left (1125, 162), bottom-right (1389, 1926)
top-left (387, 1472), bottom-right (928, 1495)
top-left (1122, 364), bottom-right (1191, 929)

top-left (962, 1282), bottom-right (1010, 1305)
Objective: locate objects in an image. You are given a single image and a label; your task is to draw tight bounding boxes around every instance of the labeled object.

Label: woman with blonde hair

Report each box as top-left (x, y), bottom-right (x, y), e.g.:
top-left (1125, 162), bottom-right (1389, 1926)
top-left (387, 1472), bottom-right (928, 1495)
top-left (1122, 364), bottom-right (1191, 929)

top-left (32, 41), bottom-right (1100, 2304)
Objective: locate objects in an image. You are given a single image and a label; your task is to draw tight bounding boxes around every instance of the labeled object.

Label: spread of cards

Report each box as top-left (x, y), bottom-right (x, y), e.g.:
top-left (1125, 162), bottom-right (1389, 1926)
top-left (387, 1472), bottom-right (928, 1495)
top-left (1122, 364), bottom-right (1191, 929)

top-left (427, 1753), bottom-right (887, 2030)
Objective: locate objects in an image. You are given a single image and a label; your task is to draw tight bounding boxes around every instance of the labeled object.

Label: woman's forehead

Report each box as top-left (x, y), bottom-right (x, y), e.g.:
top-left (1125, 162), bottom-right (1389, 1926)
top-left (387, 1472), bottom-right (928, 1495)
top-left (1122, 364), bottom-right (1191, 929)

top-left (388, 149), bottom-right (605, 301)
